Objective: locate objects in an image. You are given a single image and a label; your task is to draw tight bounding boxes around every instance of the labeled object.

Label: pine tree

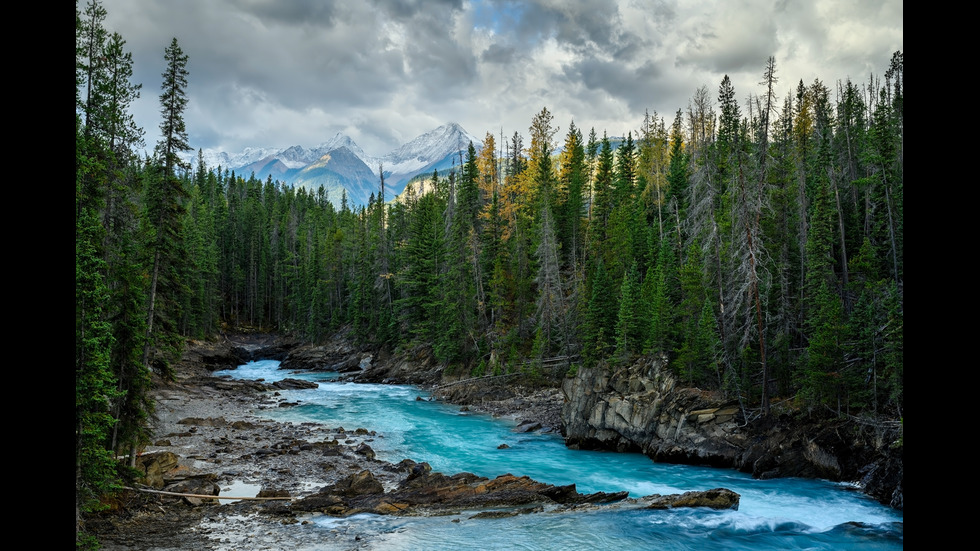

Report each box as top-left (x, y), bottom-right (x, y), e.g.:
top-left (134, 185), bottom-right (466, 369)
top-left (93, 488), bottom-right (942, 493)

top-left (533, 204), bottom-right (568, 363)
top-left (143, 37), bottom-right (191, 384)
top-left (615, 261), bottom-right (644, 358)
top-left (801, 172), bottom-right (845, 410)
top-left (556, 121), bottom-right (586, 271)
top-left (583, 258), bottom-right (616, 367)
top-left (646, 238), bottom-right (677, 357)
top-left (588, 134), bottom-right (614, 259)
top-left (399, 188), bottom-right (446, 347)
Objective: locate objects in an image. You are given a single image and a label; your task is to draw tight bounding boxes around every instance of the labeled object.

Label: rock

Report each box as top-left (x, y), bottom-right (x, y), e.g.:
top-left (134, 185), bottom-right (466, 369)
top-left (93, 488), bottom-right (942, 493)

top-left (354, 443), bottom-right (375, 460)
top-left (513, 420), bottom-right (542, 433)
top-left (292, 466), bottom-right (633, 517)
top-left (642, 488), bottom-right (740, 510)
top-left (292, 470), bottom-right (386, 514)
top-left (562, 356), bottom-right (745, 464)
top-left (163, 475), bottom-right (220, 506)
top-left (272, 378), bottom-right (318, 390)
top-left (257, 488), bottom-right (291, 499)
top-left (328, 470), bottom-right (386, 497)
top-left (497, 444), bottom-right (510, 449)
top-left (178, 417), bottom-right (229, 427)
top-left (333, 356), bottom-right (361, 373)
top-left (135, 451), bottom-right (179, 488)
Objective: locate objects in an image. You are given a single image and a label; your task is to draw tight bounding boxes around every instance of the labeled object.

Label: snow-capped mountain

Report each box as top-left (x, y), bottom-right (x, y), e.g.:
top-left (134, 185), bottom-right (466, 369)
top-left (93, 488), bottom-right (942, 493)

top-left (381, 122), bottom-right (481, 176)
top-left (188, 123), bottom-right (481, 207)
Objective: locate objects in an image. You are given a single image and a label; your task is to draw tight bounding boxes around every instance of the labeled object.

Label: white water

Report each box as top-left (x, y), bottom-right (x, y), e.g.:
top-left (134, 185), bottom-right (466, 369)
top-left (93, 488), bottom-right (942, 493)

top-left (215, 360), bottom-right (903, 550)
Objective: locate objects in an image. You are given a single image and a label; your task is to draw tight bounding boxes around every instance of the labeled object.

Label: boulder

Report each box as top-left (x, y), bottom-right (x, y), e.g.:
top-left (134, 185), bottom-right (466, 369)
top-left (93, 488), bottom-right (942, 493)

top-left (272, 378), bottom-right (318, 390)
top-left (163, 475), bottom-right (220, 506)
top-left (642, 488), bottom-right (740, 510)
top-left (513, 420), bottom-right (542, 433)
top-left (354, 443), bottom-right (376, 460)
top-left (327, 470), bottom-right (385, 497)
top-left (177, 417), bottom-right (229, 427)
top-left (135, 451), bottom-right (179, 488)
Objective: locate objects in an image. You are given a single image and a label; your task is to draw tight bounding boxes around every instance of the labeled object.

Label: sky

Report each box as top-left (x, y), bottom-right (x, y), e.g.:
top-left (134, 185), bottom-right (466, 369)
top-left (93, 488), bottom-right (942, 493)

top-left (96, 0), bottom-right (903, 158)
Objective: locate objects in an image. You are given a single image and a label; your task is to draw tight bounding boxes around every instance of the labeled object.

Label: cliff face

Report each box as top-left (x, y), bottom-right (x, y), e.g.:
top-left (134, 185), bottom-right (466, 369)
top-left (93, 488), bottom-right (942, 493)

top-left (561, 356), bottom-right (903, 510)
top-left (561, 355), bottom-right (748, 468)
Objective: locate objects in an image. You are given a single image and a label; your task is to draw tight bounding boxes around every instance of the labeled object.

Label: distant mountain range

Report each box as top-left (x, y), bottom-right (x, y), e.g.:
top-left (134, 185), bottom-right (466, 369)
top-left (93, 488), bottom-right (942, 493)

top-left (190, 123), bottom-right (482, 207)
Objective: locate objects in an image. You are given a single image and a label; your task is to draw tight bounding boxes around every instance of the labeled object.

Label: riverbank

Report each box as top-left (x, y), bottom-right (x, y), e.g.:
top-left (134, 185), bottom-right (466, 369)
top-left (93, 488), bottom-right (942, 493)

top-left (85, 335), bottom-right (384, 549)
top-left (84, 336), bottom-right (571, 550)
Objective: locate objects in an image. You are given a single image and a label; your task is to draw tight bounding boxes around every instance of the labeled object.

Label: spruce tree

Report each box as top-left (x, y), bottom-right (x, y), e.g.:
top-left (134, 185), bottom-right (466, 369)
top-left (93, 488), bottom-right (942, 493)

top-left (615, 261), bottom-right (644, 358)
top-left (143, 37), bottom-right (191, 384)
top-left (556, 121), bottom-right (586, 270)
top-left (583, 258), bottom-right (616, 367)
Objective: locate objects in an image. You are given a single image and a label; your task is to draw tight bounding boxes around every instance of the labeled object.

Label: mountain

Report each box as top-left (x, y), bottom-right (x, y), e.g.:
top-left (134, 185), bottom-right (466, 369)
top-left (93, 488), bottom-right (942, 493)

top-left (190, 123), bottom-right (482, 207)
top-left (380, 122), bottom-right (481, 191)
top-left (290, 146), bottom-right (378, 206)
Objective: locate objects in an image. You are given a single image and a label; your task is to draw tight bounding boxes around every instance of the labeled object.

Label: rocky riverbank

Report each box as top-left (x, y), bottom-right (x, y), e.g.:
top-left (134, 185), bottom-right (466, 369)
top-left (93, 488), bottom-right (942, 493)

top-left (85, 335), bottom-right (404, 550)
top-left (84, 333), bottom-right (735, 550)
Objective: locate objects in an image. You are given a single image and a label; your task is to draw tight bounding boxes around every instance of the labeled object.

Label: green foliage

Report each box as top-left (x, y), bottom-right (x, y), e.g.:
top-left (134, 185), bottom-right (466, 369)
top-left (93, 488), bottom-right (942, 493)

top-left (472, 359), bottom-right (487, 378)
top-left (583, 259), bottom-right (616, 367)
top-left (615, 261), bottom-right (644, 358)
top-left (75, 209), bottom-right (123, 525)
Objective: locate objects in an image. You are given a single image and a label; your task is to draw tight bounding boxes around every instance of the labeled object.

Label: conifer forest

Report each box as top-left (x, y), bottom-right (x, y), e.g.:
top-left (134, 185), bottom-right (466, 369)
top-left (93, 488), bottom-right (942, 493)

top-left (76, 0), bottom-right (903, 540)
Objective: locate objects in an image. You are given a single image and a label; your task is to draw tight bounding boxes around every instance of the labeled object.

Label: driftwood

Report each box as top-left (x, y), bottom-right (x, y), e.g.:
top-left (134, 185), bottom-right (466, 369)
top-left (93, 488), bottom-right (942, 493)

top-left (125, 486), bottom-right (293, 501)
top-left (435, 355), bottom-right (581, 391)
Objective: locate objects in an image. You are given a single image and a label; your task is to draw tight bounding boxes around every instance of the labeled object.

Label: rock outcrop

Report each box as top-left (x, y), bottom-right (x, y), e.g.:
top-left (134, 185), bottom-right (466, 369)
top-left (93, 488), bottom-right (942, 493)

top-left (641, 488), bottom-right (741, 510)
top-left (135, 451), bottom-right (180, 488)
top-left (291, 462), bottom-right (736, 517)
top-left (561, 356), bottom-right (903, 509)
top-left (562, 355), bottom-right (746, 467)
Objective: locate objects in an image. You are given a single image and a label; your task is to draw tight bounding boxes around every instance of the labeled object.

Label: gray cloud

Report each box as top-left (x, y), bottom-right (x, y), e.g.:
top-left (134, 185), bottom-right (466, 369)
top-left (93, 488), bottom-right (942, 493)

top-left (96, 0), bottom-right (902, 156)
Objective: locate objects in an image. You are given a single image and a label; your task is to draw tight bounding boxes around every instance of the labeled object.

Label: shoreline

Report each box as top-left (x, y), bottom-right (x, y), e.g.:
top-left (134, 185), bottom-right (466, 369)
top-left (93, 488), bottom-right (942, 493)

top-left (90, 356), bottom-right (401, 550)
top-left (87, 341), bottom-right (564, 550)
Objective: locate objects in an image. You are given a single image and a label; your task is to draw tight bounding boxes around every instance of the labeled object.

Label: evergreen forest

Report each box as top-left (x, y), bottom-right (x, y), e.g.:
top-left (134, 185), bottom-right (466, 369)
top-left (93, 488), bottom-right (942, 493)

top-left (76, 1), bottom-right (902, 545)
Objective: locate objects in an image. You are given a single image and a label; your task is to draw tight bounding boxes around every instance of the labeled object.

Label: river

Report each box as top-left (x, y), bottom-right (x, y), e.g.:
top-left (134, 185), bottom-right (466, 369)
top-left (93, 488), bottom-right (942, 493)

top-left (215, 360), bottom-right (903, 550)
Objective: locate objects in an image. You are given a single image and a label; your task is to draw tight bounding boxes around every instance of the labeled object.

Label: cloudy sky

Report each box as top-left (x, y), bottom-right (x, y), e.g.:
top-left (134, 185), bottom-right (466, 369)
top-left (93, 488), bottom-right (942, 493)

top-left (98, 0), bottom-right (902, 158)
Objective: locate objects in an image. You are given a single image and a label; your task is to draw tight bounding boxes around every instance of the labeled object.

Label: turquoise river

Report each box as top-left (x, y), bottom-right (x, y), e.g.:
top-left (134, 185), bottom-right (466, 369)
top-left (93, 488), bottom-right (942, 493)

top-left (214, 360), bottom-right (903, 550)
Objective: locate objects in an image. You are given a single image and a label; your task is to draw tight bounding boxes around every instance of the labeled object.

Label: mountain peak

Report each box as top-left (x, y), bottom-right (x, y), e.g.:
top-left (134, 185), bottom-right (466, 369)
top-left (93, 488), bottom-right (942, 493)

top-left (384, 123), bottom-right (479, 169)
top-left (186, 123), bottom-right (481, 207)
top-left (315, 133), bottom-right (368, 161)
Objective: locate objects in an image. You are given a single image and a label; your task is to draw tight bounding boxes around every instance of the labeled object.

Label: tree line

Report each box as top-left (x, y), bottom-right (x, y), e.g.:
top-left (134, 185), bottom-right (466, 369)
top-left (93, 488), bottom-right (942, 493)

top-left (76, 0), bottom-right (902, 544)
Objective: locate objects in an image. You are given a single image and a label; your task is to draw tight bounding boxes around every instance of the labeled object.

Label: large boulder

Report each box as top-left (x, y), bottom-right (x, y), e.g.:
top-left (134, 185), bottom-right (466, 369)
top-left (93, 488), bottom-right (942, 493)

top-left (134, 451), bottom-right (179, 488)
top-left (272, 378), bottom-right (319, 390)
top-left (162, 475), bottom-right (220, 506)
top-left (642, 488), bottom-right (740, 510)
